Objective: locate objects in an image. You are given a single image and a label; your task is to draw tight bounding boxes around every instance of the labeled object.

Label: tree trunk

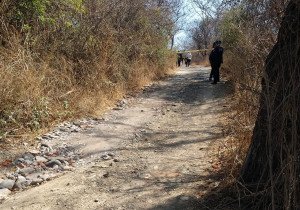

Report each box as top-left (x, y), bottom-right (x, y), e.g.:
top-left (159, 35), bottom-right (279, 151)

top-left (240, 1), bottom-right (300, 209)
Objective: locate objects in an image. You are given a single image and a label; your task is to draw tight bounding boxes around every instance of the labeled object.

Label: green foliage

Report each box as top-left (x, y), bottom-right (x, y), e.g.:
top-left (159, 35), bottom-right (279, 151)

top-left (14, 0), bottom-right (50, 23)
top-left (220, 7), bottom-right (246, 49)
top-left (9, 0), bottom-right (85, 29)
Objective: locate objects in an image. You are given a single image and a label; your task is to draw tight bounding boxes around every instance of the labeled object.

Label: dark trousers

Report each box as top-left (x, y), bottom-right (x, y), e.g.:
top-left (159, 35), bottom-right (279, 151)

top-left (211, 64), bottom-right (220, 83)
top-left (186, 59), bottom-right (191, 67)
top-left (209, 69), bottom-right (213, 80)
top-left (177, 59), bottom-right (181, 67)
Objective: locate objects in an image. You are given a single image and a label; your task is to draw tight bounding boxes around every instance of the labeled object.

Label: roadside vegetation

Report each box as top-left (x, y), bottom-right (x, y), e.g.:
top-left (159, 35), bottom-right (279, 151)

top-left (191, 0), bottom-right (299, 209)
top-left (0, 0), bottom-right (181, 148)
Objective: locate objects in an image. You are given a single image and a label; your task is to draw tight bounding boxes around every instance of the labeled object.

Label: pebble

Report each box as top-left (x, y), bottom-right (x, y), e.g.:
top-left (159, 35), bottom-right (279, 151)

top-left (103, 172), bottom-right (109, 178)
top-left (35, 156), bottom-right (48, 163)
top-left (37, 174), bottom-right (51, 181)
top-left (30, 178), bottom-right (43, 186)
top-left (107, 152), bottom-right (115, 157)
top-left (29, 150), bottom-right (40, 155)
top-left (180, 196), bottom-right (190, 201)
top-left (101, 154), bottom-right (112, 161)
top-left (0, 188), bottom-right (11, 199)
top-left (45, 160), bottom-right (62, 168)
top-left (139, 173), bottom-right (151, 179)
top-left (0, 179), bottom-right (15, 190)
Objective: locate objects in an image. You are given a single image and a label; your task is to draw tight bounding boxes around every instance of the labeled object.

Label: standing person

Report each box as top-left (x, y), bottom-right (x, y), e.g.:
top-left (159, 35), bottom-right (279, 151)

top-left (186, 52), bottom-right (192, 67)
top-left (210, 40), bottom-right (224, 84)
top-left (177, 52), bottom-right (183, 67)
top-left (209, 42), bottom-right (217, 81)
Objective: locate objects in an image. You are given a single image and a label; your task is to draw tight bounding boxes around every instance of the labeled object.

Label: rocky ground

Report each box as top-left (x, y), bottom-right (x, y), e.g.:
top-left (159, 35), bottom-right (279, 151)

top-left (0, 65), bottom-right (233, 210)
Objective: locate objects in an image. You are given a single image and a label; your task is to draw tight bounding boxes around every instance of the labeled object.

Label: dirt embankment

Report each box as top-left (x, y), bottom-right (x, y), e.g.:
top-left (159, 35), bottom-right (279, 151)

top-left (0, 65), bottom-right (232, 210)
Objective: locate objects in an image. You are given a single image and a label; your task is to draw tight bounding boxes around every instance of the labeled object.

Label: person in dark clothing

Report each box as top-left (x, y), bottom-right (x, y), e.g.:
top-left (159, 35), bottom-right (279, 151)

top-left (209, 42), bottom-right (217, 81)
top-left (209, 40), bottom-right (223, 84)
top-left (185, 52), bottom-right (192, 67)
top-left (177, 52), bottom-right (183, 67)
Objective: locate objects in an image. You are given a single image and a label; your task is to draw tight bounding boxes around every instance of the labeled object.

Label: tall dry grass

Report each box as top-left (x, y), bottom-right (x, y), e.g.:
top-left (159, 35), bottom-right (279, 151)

top-left (0, 0), bottom-right (176, 148)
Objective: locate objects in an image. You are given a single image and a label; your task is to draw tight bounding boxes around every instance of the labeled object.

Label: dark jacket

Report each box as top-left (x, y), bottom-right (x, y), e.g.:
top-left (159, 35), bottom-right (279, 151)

top-left (209, 46), bottom-right (223, 66)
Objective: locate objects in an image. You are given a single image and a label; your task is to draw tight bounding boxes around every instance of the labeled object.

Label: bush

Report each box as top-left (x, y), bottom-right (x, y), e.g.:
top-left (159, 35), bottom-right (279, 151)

top-left (218, 0), bottom-right (287, 175)
top-left (0, 0), bottom-right (176, 142)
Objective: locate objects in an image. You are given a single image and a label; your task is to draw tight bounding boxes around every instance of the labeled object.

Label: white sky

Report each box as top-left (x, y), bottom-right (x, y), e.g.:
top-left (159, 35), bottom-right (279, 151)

top-left (173, 0), bottom-right (203, 50)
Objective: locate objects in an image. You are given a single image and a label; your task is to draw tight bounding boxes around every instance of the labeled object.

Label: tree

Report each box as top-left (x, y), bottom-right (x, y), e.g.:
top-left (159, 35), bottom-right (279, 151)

top-left (190, 18), bottom-right (215, 50)
top-left (240, 0), bottom-right (300, 209)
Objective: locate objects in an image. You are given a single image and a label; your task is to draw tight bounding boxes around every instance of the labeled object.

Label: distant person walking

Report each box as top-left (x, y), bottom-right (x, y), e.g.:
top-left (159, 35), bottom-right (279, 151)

top-left (177, 52), bottom-right (183, 67)
top-left (209, 40), bottom-right (223, 84)
top-left (185, 52), bottom-right (192, 67)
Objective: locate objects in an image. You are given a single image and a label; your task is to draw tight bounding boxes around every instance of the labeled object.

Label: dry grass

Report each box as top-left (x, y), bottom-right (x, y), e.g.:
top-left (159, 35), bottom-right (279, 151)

top-left (0, 0), bottom-right (177, 156)
top-left (0, 44), bottom-right (175, 155)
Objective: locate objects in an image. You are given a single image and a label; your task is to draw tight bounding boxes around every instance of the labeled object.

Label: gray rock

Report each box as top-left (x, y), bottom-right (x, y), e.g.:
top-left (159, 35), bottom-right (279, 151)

top-left (30, 178), bottom-right (43, 186)
top-left (52, 165), bottom-right (59, 170)
top-left (17, 175), bottom-right (26, 183)
top-left (19, 167), bottom-right (35, 175)
top-left (59, 127), bottom-right (69, 132)
top-left (45, 160), bottom-right (62, 168)
top-left (35, 156), bottom-right (48, 163)
top-left (107, 152), bottom-right (115, 157)
top-left (14, 176), bottom-right (29, 190)
top-left (38, 174), bottom-right (50, 181)
top-left (101, 154), bottom-right (111, 160)
top-left (41, 143), bottom-right (51, 148)
top-left (23, 153), bottom-right (35, 161)
top-left (37, 173), bottom-right (56, 181)
top-left (23, 159), bottom-right (34, 165)
top-left (0, 188), bottom-right (11, 199)
top-left (17, 158), bottom-right (25, 163)
top-left (180, 196), bottom-right (190, 201)
top-left (70, 127), bottom-right (80, 132)
top-left (5, 173), bottom-right (17, 180)
top-left (0, 179), bottom-right (15, 190)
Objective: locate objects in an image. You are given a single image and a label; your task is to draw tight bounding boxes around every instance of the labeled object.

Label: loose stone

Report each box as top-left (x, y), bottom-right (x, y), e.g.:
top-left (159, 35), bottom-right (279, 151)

top-left (0, 179), bottom-right (15, 190)
top-left (18, 167), bottom-right (35, 175)
top-left (45, 160), bottom-right (62, 168)
top-left (35, 156), bottom-right (48, 163)
top-left (0, 188), bottom-right (11, 199)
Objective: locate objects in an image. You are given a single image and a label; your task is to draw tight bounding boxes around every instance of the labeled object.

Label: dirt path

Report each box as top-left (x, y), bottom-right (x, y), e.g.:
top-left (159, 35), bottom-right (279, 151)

top-left (0, 65), bottom-right (232, 210)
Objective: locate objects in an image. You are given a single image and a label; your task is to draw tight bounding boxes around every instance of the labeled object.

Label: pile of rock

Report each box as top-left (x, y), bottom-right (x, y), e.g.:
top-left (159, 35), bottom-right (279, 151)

top-left (0, 142), bottom-right (80, 200)
top-left (0, 118), bottom-right (108, 200)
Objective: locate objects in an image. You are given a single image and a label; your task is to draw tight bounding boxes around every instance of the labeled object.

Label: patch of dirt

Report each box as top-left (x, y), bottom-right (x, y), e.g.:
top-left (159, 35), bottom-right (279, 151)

top-left (0, 65), bottom-right (233, 210)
